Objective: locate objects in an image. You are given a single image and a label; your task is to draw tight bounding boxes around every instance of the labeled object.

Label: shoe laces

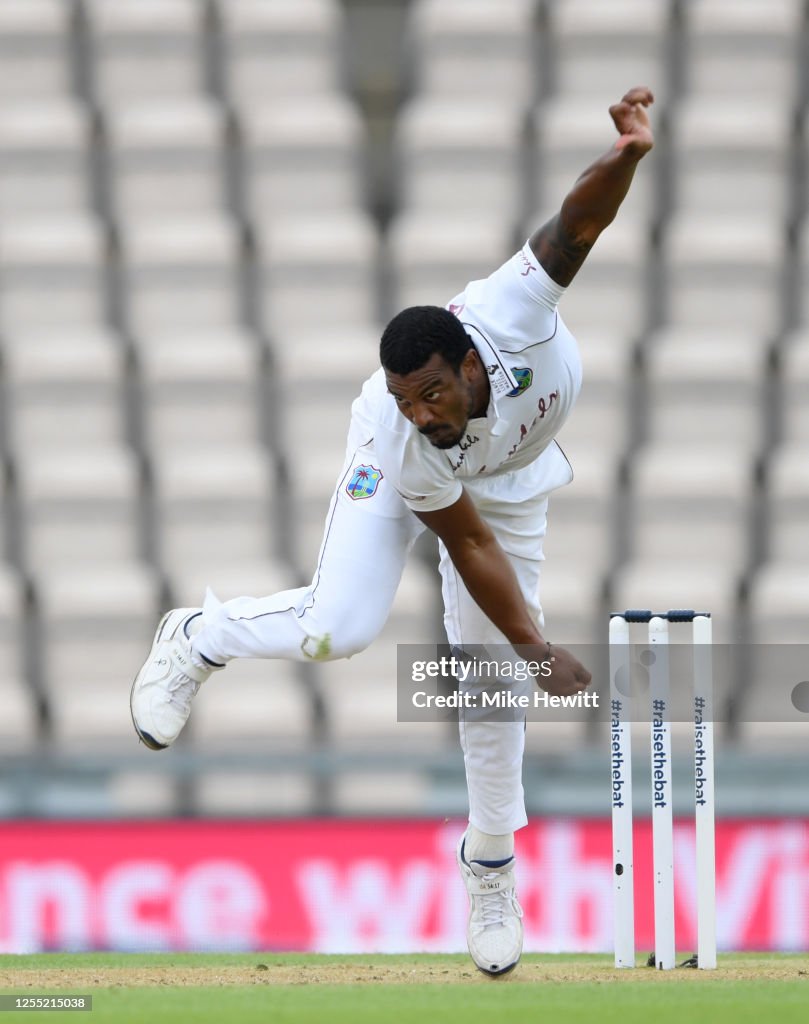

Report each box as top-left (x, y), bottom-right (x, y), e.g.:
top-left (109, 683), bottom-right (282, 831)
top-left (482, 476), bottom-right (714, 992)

top-left (165, 673), bottom-right (201, 715)
top-left (477, 876), bottom-right (524, 930)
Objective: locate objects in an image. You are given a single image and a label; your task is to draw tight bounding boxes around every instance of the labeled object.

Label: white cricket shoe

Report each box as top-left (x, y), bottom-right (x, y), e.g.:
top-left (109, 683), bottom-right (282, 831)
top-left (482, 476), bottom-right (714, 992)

top-left (130, 608), bottom-right (215, 750)
top-left (456, 835), bottom-right (524, 976)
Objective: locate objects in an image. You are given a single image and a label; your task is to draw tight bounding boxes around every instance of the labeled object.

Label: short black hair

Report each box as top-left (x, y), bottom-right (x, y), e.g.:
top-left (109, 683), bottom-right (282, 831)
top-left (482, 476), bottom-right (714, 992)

top-left (379, 305), bottom-right (473, 376)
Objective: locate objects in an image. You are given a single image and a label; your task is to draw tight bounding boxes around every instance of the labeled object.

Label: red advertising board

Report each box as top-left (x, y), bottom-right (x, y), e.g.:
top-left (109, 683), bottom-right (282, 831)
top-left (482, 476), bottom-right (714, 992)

top-left (0, 819), bottom-right (807, 953)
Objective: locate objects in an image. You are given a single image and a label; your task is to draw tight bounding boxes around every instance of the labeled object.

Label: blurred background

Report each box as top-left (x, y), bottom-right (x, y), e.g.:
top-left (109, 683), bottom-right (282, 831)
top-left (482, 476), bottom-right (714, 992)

top-left (0, 0), bottom-right (807, 954)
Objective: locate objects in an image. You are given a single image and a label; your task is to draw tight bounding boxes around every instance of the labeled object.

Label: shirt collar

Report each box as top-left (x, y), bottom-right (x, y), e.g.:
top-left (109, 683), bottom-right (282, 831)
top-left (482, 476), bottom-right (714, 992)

top-left (462, 322), bottom-right (518, 436)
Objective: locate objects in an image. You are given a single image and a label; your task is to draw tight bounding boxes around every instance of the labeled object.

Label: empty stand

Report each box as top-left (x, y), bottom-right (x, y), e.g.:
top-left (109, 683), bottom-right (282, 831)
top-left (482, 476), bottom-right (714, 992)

top-left (681, 0), bottom-right (804, 102)
top-left (254, 212), bottom-right (380, 335)
top-left (136, 330), bottom-right (263, 451)
top-left (0, 214), bottom-right (108, 329)
top-left (85, 0), bottom-right (207, 102)
top-left (386, 214), bottom-right (513, 312)
top-left (668, 99), bottom-right (794, 221)
top-left (406, 0), bottom-right (538, 100)
top-left (103, 97), bottom-right (229, 217)
top-left (0, 0), bottom-right (74, 99)
top-left (394, 98), bottom-right (527, 223)
top-left (118, 212), bottom-right (244, 332)
top-left (237, 94), bottom-right (366, 220)
top-left (661, 215), bottom-right (786, 332)
top-left (14, 446), bottom-right (143, 572)
top-left (150, 444), bottom-right (278, 573)
top-left (778, 331), bottom-right (809, 442)
top-left (0, 99), bottom-right (93, 216)
top-left (625, 442), bottom-right (755, 572)
top-left (549, 0), bottom-right (671, 100)
top-left (641, 329), bottom-right (771, 451)
top-left (34, 561), bottom-right (161, 747)
top-left (2, 329), bottom-right (127, 453)
top-left (217, 0), bottom-right (346, 103)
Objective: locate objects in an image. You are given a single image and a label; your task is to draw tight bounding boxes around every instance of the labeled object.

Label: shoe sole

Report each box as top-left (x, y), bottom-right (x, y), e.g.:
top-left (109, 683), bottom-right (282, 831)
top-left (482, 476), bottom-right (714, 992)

top-left (130, 609), bottom-right (184, 751)
top-left (475, 958), bottom-right (520, 978)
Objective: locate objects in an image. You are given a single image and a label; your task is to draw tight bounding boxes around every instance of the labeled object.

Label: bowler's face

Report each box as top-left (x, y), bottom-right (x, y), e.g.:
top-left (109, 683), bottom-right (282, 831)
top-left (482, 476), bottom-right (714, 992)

top-left (385, 353), bottom-right (477, 449)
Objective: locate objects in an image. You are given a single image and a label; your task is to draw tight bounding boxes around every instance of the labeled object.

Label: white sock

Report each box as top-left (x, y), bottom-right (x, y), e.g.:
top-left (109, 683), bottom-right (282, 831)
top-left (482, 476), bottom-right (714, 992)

top-left (464, 824), bottom-right (514, 864)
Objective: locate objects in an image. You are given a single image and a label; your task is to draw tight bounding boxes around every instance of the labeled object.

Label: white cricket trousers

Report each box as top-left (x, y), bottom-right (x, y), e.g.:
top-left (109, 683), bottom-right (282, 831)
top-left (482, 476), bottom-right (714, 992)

top-left (192, 440), bottom-right (548, 836)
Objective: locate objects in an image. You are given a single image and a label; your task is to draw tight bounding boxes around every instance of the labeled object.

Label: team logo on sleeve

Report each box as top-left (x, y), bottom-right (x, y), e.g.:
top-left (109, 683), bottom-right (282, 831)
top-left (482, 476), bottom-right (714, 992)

top-left (507, 368), bottom-right (533, 397)
top-left (346, 464), bottom-right (383, 500)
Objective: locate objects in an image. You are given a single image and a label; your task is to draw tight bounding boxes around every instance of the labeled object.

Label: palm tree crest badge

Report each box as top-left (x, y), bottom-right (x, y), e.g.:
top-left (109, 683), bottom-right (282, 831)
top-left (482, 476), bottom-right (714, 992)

top-left (346, 464), bottom-right (383, 500)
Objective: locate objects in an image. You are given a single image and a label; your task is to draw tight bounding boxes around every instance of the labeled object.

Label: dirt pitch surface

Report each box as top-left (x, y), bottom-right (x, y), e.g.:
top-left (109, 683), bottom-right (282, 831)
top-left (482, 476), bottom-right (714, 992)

top-left (2, 957), bottom-right (806, 989)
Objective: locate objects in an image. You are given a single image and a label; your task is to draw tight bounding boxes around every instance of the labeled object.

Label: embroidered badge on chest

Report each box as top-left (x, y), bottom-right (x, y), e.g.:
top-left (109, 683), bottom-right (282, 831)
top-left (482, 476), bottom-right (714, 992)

top-left (507, 368), bottom-right (533, 397)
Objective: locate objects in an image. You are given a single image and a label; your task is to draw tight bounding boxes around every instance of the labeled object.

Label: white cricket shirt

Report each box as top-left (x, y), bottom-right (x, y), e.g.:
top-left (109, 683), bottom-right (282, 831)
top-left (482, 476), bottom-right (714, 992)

top-left (351, 242), bottom-right (582, 517)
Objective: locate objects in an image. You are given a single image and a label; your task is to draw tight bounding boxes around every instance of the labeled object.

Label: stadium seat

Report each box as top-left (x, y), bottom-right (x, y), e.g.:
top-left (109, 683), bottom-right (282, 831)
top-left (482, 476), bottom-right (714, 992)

top-left (102, 97), bottom-right (229, 217)
top-left (548, 0), bottom-right (671, 100)
top-left (795, 222), bottom-right (809, 329)
top-left (641, 329), bottom-right (771, 451)
top-left (0, 214), bottom-right (108, 329)
top-left (386, 213), bottom-right (513, 313)
top-left (237, 94), bottom-right (366, 220)
top-left (2, 329), bottom-right (126, 452)
top-left (538, 543), bottom-right (607, 644)
top-left (552, 328), bottom-right (636, 459)
top-left (270, 324), bottom-right (380, 399)
top-left (33, 561), bottom-right (162, 748)
top-left (150, 444), bottom-right (279, 573)
top-left (217, 0), bottom-right (346, 104)
top-left (118, 212), bottom-right (245, 333)
top-left (748, 561), bottom-right (809, 643)
top-left (0, 99), bottom-right (93, 216)
top-left (0, 0), bottom-right (73, 99)
top-left (762, 443), bottom-right (809, 563)
top-left (405, 0), bottom-right (538, 100)
top-left (681, 0), bottom-right (804, 102)
top-left (0, 562), bottom-right (38, 751)
top-left (738, 560), bottom-right (809, 750)
top-left (540, 447), bottom-right (621, 577)
top-left (668, 98), bottom-right (793, 221)
top-left (254, 212), bottom-right (380, 335)
top-left (661, 214), bottom-right (786, 332)
top-left (191, 662), bottom-right (313, 746)
top-left (625, 442), bottom-right (755, 573)
top-left (777, 330), bottom-right (809, 442)
top-left (394, 97), bottom-right (527, 223)
top-left (14, 445), bottom-right (143, 572)
top-left (84, 0), bottom-right (207, 102)
top-left (136, 331), bottom-right (263, 451)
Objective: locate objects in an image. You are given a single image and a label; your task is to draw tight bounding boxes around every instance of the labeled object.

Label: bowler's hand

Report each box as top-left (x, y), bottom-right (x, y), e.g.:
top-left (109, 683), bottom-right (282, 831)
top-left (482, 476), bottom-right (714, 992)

top-left (514, 642), bottom-right (592, 696)
top-left (610, 86), bottom-right (655, 157)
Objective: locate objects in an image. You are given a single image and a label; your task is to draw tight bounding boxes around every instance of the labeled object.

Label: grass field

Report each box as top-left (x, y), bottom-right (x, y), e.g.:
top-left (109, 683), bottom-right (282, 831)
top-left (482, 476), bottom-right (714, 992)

top-left (0, 953), bottom-right (807, 1024)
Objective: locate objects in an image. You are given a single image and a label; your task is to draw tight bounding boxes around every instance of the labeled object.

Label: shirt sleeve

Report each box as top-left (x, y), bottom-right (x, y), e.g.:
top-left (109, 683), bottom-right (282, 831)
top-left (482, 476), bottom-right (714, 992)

top-left (447, 241), bottom-right (567, 351)
top-left (375, 425), bottom-right (463, 514)
top-left (512, 240), bottom-right (567, 312)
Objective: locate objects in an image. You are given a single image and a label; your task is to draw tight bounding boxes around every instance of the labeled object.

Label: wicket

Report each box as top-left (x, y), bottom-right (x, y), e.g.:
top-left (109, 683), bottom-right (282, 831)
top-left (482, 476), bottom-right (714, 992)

top-left (608, 610), bottom-right (717, 970)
